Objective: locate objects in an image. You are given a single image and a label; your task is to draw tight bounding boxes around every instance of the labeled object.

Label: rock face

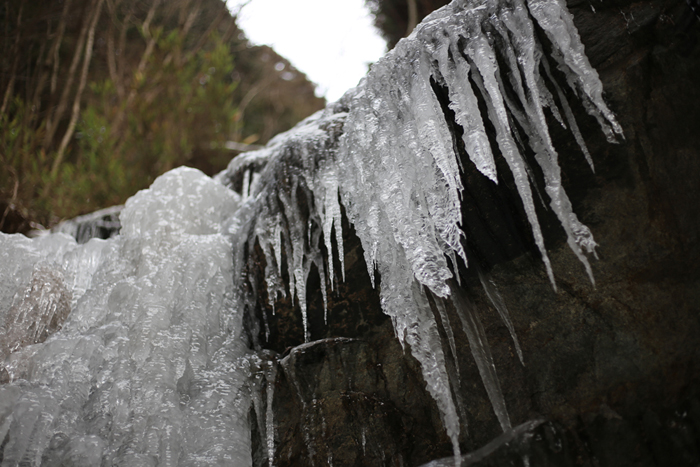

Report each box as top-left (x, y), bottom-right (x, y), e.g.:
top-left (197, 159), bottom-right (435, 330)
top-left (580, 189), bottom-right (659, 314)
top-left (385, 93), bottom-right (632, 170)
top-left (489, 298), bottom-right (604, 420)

top-left (248, 0), bottom-right (700, 466)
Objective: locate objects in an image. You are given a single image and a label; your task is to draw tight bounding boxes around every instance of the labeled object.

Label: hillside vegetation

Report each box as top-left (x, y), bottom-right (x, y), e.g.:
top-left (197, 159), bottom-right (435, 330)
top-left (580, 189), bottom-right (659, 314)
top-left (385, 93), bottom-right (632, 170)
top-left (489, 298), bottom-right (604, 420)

top-left (0, 0), bottom-right (324, 232)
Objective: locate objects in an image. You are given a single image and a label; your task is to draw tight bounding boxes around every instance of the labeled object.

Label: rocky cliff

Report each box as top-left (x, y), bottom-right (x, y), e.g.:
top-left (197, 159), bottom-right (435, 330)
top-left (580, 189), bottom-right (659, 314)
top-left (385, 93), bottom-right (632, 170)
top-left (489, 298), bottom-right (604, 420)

top-left (246, 0), bottom-right (700, 465)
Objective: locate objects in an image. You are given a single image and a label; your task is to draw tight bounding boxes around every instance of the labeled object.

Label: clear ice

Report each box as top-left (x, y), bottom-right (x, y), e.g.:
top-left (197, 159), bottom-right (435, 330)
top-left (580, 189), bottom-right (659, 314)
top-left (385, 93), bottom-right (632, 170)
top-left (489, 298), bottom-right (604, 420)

top-left (0, 0), bottom-right (620, 463)
top-left (1, 169), bottom-right (252, 466)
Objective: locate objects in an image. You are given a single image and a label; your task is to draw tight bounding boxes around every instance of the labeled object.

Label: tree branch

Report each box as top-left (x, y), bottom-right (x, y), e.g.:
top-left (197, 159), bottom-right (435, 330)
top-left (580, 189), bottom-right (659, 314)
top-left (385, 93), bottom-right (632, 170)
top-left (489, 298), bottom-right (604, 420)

top-left (110, 0), bottom-right (161, 138)
top-left (50, 0), bottom-right (106, 178)
top-left (49, 0), bottom-right (74, 96)
top-left (0, 4), bottom-right (23, 117)
top-left (43, 0), bottom-right (93, 149)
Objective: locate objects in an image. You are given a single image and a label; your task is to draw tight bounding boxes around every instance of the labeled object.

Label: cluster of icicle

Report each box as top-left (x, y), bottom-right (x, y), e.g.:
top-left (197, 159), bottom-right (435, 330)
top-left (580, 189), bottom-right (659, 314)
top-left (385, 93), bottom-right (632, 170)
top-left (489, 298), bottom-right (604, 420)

top-left (0, 0), bottom-right (621, 463)
top-left (219, 0), bottom-right (620, 461)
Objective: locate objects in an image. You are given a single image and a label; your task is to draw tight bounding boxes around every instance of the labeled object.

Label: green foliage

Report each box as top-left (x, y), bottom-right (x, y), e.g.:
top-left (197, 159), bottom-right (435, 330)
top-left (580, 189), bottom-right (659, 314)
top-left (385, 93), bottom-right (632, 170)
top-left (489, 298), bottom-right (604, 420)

top-left (0, 0), bottom-right (325, 230)
top-left (0, 31), bottom-right (241, 226)
top-left (0, 97), bottom-right (121, 224)
top-left (108, 34), bottom-right (240, 181)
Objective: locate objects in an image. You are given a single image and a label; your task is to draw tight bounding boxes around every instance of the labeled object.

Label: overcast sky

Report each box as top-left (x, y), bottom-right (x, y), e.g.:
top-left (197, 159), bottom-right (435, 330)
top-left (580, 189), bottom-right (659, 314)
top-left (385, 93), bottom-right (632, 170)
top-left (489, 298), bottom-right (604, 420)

top-left (227, 0), bottom-right (387, 102)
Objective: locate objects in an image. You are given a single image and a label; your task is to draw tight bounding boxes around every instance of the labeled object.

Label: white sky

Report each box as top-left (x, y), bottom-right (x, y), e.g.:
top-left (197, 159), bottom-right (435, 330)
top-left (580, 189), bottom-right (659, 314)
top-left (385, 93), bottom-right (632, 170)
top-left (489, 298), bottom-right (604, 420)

top-left (227, 0), bottom-right (387, 102)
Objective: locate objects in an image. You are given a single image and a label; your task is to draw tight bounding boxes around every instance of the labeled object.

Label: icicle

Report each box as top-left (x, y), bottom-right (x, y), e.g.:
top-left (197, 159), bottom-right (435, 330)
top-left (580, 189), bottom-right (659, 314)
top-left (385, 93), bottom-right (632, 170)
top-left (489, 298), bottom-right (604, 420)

top-left (466, 37), bottom-right (557, 288)
top-left (321, 172), bottom-right (345, 284)
top-left (526, 0), bottom-right (623, 140)
top-left (310, 226), bottom-right (330, 325)
top-left (437, 39), bottom-right (498, 183)
top-left (434, 298), bottom-right (461, 378)
top-left (276, 185), bottom-right (313, 340)
top-left (242, 169), bottom-right (251, 201)
top-left (251, 356), bottom-right (266, 456)
top-left (542, 57), bottom-right (595, 171)
top-left (477, 270), bottom-right (524, 364)
top-left (449, 281), bottom-right (512, 432)
top-left (212, 0), bottom-right (619, 458)
top-left (413, 49), bottom-right (463, 203)
top-left (404, 281), bottom-right (462, 461)
top-left (500, 0), bottom-right (561, 161)
top-left (273, 220), bottom-right (283, 278)
top-left (266, 359), bottom-right (277, 467)
top-left (503, 84), bottom-right (598, 285)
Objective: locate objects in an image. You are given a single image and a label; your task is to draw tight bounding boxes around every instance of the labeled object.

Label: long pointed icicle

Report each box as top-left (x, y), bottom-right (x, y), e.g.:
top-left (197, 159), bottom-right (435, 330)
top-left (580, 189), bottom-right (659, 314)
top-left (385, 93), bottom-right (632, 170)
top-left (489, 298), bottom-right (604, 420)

top-left (526, 0), bottom-right (623, 141)
top-left (438, 40), bottom-right (498, 183)
top-left (466, 36), bottom-right (557, 287)
top-left (478, 270), bottom-right (524, 364)
top-left (449, 281), bottom-right (512, 432)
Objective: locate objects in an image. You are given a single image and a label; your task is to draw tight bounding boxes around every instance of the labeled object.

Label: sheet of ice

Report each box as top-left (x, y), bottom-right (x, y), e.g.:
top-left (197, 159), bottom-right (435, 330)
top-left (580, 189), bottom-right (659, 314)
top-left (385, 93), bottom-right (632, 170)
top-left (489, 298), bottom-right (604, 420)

top-left (0, 168), bottom-right (253, 466)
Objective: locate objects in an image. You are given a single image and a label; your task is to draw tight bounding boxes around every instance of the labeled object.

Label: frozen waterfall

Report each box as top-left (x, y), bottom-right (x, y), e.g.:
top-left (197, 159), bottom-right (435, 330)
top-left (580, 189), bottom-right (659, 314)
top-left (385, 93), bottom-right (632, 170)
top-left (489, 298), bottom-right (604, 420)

top-left (0, 0), bottom-right (619, 464)
top-left (1, 169), bottom-right (252, 465)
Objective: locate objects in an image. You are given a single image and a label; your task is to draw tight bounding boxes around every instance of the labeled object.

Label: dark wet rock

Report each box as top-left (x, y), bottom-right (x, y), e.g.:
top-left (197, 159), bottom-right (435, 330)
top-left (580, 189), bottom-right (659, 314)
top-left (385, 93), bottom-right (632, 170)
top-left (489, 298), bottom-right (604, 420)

top-left (249, 0), bottom-right (700, 465)
top-left (418, 420), bottom-right (574, 467)
top-left (265, 335), bottom-right (453, 466)
top-left (0, 202), bottom-right (34, 235)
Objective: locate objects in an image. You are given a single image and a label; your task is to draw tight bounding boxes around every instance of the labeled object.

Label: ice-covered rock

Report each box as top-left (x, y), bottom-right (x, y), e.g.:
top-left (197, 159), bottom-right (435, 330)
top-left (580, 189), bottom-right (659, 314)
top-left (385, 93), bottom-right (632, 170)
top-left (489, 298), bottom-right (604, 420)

top-left (218, 0), bottom-right (619, 458)
top-left (0, 0), bottom-right (621, 463)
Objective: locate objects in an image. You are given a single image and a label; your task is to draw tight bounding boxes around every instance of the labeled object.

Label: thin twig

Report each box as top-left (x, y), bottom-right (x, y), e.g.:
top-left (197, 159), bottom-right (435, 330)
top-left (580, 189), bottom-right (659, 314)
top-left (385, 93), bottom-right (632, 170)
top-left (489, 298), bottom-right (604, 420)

top-left (110, 0), bottom-right (161, 138)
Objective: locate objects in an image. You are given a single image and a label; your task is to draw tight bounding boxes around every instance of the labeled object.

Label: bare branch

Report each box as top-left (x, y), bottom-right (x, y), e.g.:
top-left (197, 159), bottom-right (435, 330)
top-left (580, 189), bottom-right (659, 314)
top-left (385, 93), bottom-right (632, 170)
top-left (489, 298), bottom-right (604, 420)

top-left (49, 0), bottom-right (74, 96)
top-left (27, 28), bottom-right (49, 129)
top-left (116, 10), bottom-right (133, 86)
top-left (182, 0), bottom-right (203, 37)
top-left (0, 4), bottom-right (23, 117)
top-left (181, 0), bottom-right (227, 64)
top-left (106, 0), bottom-right (126, 99)
top-left (43, 0), bottom-right (93, 149)
top-left (141, 0), bottom-right (160, 39)
top-left (110, 0), bottom-right (162, 138)
top-left (51, 0), bottom-right (106, 178)
top-left (0, 55), bottom-right (19, 118)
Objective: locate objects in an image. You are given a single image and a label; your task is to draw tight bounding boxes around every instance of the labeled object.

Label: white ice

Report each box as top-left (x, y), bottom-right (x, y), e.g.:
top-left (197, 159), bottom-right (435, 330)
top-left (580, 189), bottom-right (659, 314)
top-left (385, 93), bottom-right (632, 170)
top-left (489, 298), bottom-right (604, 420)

top-left (1, 168), bottom-right (252, 466)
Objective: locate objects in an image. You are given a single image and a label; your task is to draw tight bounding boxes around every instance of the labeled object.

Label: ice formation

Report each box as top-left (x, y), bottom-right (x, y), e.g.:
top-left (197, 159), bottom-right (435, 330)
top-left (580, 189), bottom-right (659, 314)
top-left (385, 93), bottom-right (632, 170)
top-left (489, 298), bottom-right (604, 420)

top-left (216, 0), bottom-right (619, 459)
top-left (1, 169), bottom-right (253, 465)
top-left (0, 0), bottom-right (620, 463)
